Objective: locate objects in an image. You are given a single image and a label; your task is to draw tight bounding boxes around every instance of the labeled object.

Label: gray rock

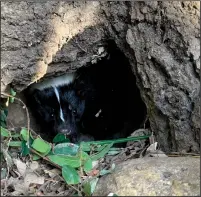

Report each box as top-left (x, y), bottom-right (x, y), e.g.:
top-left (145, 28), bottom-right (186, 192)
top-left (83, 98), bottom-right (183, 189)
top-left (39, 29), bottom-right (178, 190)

top-left (94, 157), bottom-right (200, 196)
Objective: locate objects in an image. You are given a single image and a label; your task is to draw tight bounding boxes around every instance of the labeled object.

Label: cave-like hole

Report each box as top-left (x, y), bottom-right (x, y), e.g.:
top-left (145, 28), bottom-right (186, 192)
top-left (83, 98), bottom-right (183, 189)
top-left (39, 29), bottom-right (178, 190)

top-left (24, 41), bottom-right (148, 143)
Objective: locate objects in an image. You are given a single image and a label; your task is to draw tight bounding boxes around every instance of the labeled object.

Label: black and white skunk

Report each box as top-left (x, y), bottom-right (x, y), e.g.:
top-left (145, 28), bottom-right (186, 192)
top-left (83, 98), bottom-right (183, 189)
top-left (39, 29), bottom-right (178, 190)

top-left (26, 47), bottom-right (146, 142)
top-left (27, 68), bottom-right (101, 142)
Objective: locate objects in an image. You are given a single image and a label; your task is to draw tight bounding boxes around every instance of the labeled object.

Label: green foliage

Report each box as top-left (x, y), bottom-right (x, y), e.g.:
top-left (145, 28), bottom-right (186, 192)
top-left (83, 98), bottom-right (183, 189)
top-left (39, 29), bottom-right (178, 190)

top-left (47, 151), bottom-right (91, 169)
top-left (53, 143), bottom-right (79, 156)
top-left (90, 143), bottom-right (113, 161)
top-left (8, 141), bottom-right (22, 147)
top-left (20, 127), bottom-right (29, 141)
top-left (32, 154), bottom-right (41, 161)
top-left (83, 177), bottom-right (99, 196)
top-left (0, 88), bottom-right (16, 127)
top-left (1, 126), bottom-right (10, 137)
top-left (48, 154), bottom-right (82, 168)
top-left (100, 163), bottom-right (115, 176)
top-left (62, 165), bottom-right (80, 185)
top-left (1, 124), bottom-right (151, 195)
top-left (9, 88), bottom-right (16, 103)
top-left (0, 90), bottom-right (151, 195)
top-left (1, 109), bottom-right (7, 127)
top-left (53, 133), bottom-right (70, 143)
top-left (21, 141), bottom-right (30, 156)
top-left (31, 138), bottom-right (51, 154)
top-left (83, 156), bottom-right (92, 172)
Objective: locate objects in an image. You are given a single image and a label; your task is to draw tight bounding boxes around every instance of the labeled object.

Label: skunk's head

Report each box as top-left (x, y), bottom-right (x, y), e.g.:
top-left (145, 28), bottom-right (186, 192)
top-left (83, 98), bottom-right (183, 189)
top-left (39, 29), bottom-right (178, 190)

top-left (58, 86), bottom-right (85, 137)
top-left (31, 86), bottom-right (85, 141)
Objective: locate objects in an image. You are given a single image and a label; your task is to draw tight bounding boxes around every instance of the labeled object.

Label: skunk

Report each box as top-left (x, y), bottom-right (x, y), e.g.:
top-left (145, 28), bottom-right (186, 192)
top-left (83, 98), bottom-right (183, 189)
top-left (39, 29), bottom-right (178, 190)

top-left (27, 70), bottom-right (101, 142)
top-left (26, 47), bottom-right (146, 143)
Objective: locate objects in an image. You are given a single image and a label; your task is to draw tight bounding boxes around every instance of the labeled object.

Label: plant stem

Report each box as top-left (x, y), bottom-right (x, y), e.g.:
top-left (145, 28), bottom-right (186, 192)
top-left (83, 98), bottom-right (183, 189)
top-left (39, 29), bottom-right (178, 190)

top-left (80, 135), bottom-right (151, 146)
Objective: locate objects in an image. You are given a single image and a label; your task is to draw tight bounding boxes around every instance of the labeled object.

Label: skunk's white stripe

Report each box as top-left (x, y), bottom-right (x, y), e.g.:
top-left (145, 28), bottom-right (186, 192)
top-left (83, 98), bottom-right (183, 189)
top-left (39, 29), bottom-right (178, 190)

top-left (53, 87), bottom-right (65, 122)
top-left (30, 73), bottom-right (75, 122)
top-left (31, 73), bottom-right (75, 91)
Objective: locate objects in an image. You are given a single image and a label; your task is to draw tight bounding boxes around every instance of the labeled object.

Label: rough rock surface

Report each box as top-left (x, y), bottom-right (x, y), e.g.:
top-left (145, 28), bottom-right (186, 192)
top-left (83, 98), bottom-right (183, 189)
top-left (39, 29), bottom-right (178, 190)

top-left (1, 1), bottom-right (106, 92)
top-left (1, 1), bottom-right (200, 152)
top-left (94, 157), bottom-right (200, 196)
top-left (101, 1), bottom-right (200, 152)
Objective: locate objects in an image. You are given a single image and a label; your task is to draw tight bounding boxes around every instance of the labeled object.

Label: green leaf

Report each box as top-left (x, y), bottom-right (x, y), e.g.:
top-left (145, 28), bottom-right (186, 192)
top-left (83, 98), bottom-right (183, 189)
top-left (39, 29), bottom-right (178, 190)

top-left (77, 151), bottom-right (90, 162)
top-left (53, 133), bottom-right (70, 143)
top-left (48, 155), bottom-right (81, 168)
top-left (20, 128), bottom-right (29, 141)
top-left (8, 141), bottom-right (22, 147)
top-left (31, 138), bottom-right (51, 154)
top-left (53, 143), bottom-right (79, 156)
top-left (10, 88), bottom-right (16, 96)
top-left (1, 126), bottom-right (10, 137)
top-left (48, 151), bottom-right (89, 168)
top-left (80, 143), bottom-right (111, 153)
top-left (21, 141), bottom-right (30, 156)
top-left (32, 149), bottom-right (53, 160)
top-left (100, 163), bottom-right (115, 176)
top-left (9, 97), bottom-right (15, 103)
top-left (80, 135), bottom-right (151, 146)
top-left (79, 142), bottom-right (92, 152)
top-left (83, 177), bottom-right (99, 196)
top-left (39, 148), bottom-right (53, 157)
top-left (9, 88), bottom-right (16, 103)
top-left (0, 110), bottom-right (7, 122)
top-left (96, 144), bottom-right (109, 152)
top-left (62, 165), bottom-right (80, 185)
top-left (78, 151), bottom-right (93, 172)
top-left (1, 121), bottom-right (7, 128)
top-left (20, 128), bottom-right (34, 149)
top-left (90, 143), bottom-right (113, 161)
top-left (11, 133), bottom-right (21, 138)
top-left (32, 154), bottom-right (41, 161)
top-left (83, 157), bottom-right (93, 173)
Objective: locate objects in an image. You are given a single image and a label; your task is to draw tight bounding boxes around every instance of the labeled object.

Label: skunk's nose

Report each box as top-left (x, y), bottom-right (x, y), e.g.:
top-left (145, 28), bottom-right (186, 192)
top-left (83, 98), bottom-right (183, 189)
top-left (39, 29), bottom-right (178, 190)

top-left (61, 129), bottom-right (71, 135)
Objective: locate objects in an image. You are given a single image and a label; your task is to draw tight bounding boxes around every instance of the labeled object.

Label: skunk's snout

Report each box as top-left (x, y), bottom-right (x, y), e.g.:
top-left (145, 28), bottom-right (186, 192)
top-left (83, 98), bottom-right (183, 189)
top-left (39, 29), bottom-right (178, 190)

top-left (60, 129), bottom-right (71, 135)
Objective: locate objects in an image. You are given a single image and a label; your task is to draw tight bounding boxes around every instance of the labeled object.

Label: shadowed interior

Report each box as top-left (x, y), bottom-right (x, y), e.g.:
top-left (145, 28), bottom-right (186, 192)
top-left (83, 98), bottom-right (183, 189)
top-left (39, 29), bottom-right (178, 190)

top-left (25, 41), bottom-right (148, 143)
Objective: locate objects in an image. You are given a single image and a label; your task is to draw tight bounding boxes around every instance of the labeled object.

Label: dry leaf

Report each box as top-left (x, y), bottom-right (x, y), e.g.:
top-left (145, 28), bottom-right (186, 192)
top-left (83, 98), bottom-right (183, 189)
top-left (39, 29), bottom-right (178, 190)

top-left (30, 161), bottom-right (39, 171)
top-left (44, 168), bottom-right (61, 178)
top-left (24, 172), bottom-right (45, 188)
top-left (13, 180), bottom-right (28, 195)
top-left (13, 159), bottom-right (27, 177)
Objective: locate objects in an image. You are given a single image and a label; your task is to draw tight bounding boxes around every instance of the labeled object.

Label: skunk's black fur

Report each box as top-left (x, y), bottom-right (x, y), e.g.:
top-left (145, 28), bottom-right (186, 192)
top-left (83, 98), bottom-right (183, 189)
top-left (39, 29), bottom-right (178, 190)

top-left (26, 46), bottom-right (146, 142)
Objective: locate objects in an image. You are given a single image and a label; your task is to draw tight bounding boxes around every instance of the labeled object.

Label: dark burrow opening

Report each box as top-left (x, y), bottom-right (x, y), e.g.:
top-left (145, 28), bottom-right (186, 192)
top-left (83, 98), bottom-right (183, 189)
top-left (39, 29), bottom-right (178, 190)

top-left (24, 41), bottom-right (148, 144)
